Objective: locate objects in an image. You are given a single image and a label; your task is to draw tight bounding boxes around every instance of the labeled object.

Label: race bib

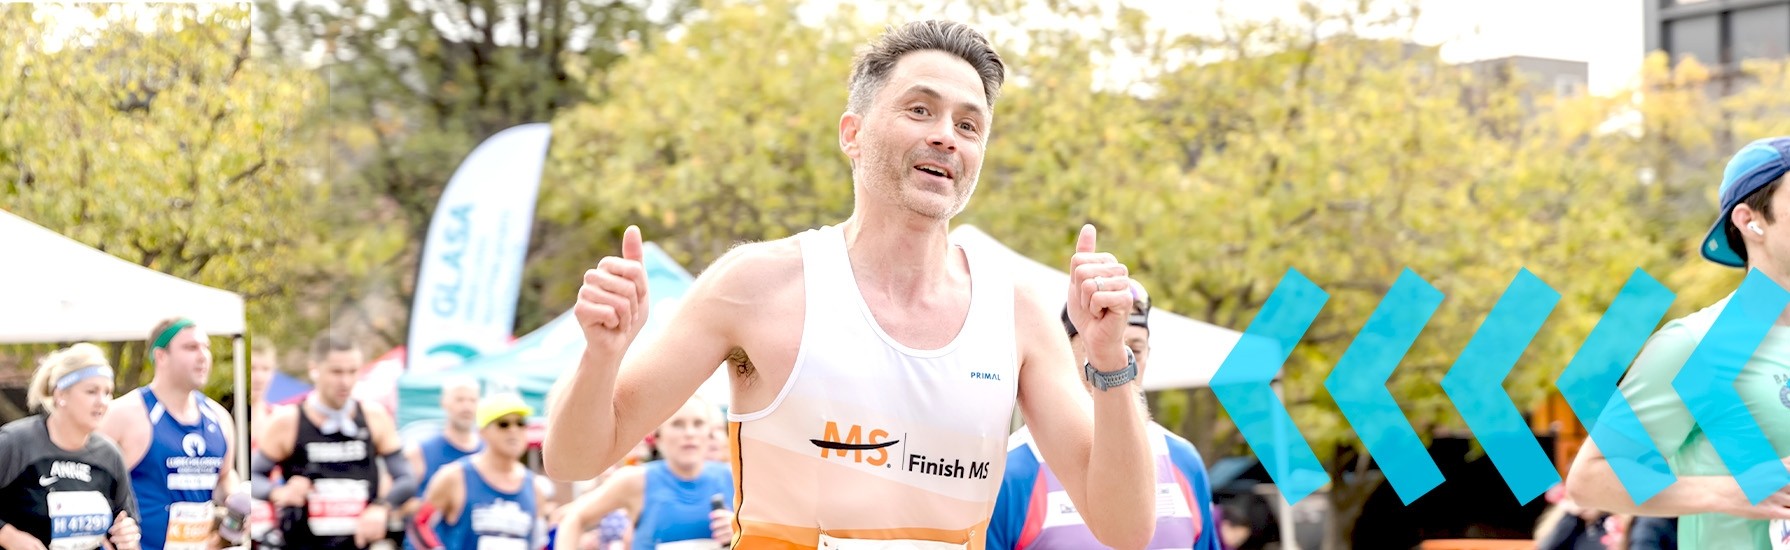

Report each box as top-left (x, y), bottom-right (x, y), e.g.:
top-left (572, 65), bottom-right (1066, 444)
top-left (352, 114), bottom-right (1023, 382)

top-left (469, 498), bottom-right (533, 542)
top-left (477, 536), bottom-right (529, 550)
top-left (1153, 481), bottom-right (1194, 519)
top-left (47, 491), bottom-right (111, 550)
top-left (164, 501), bottom-right (215, 550)
top-left (1041, 482), bottom-right (1191, 528)
top-left (654, 540), bottom-right (722, 550)
top-left (249, 499), bottom-right (275, 539)
top-left (1772, 518), bottom-right (1790, 550)
top-left (165, 454), bottom-right (223, 492)
top-left (817, 534), bottom-right (967, 550)
top-left (306, 478), bottom-right (369, 537)
top-left (1040, 490), bottom-right (1085, 529)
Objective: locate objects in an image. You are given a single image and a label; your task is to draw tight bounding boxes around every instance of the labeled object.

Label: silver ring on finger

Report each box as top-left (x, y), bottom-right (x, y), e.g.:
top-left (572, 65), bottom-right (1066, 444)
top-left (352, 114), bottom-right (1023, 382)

top-left (1094, 277), bottom-right (1104, 292)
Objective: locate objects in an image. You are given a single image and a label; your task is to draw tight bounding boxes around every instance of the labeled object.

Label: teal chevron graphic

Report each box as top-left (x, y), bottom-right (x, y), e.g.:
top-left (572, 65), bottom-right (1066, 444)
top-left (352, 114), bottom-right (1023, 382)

top-left (1325, 269), bottom-right (1444, 504)
top-left (1439, 269), bottom-right (1561, 504)
top-left (1671, 269), bottom-right (1790, 504)
top-left (1215, 266), bottom-right (1790, 507)
top-left (1211, 268), bottom-right (1330, 505)
top-left (1556, 269), bottom-right (1676, 505)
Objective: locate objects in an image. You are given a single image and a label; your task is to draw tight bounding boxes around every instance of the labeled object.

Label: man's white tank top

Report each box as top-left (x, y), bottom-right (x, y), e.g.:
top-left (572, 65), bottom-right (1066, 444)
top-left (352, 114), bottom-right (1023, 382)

top-left (726, 224), bottom-right (1020, 549)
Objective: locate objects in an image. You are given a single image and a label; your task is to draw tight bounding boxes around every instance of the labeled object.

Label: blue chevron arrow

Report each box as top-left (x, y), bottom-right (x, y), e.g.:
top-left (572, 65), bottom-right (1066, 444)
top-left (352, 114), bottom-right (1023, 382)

top-left (1440, 268), bottom-right (1561, 504)
top-left (1556, 269), bottom-right (1676, 505)
top-left (1671, 268), bottom-right (1790, 504)
top-left (1325, 269), bottom-right (1444, 504)
top-left (1211, 268), bottom-right (1330, 505)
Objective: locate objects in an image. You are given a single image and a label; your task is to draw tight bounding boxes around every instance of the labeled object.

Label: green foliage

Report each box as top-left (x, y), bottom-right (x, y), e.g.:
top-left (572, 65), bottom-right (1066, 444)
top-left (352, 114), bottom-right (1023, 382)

top-left (535, 0), bottom-right (870, 302)
top-left (0, 4), bottom-right (328, 402)
top-left (256, 0), bottom-right (694, 343)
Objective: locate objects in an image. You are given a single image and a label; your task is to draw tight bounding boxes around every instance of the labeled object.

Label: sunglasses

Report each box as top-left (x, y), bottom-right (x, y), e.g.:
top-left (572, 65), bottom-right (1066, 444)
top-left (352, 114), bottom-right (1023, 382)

top-left (490, 419), bottom-right (526, 430)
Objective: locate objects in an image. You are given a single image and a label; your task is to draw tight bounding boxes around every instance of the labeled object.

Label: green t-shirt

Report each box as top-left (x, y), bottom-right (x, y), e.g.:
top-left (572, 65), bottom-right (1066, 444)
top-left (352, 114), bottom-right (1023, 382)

top-left (1620, 295), bottom-right (1790, 549)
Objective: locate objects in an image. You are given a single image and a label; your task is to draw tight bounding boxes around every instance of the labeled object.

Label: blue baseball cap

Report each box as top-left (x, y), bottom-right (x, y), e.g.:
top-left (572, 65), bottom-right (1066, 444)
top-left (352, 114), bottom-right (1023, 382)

top-left (1701, 136), bottom-right (1790, 268)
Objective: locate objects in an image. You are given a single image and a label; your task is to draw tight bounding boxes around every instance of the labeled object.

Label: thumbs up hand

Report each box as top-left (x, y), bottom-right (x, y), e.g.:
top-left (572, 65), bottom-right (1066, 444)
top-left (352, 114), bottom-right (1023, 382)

top-left (576, 226), bottom-right (652, 357)
top-left (1066, 224), bottom-right (1134, 372)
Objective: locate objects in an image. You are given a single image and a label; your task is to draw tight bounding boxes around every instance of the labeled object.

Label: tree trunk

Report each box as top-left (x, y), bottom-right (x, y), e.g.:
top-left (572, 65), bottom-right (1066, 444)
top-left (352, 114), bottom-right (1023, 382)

top-left (1181, 389), bottom-right (1220, 465)
top-left (1323, 470), bottom-right (1384, 550)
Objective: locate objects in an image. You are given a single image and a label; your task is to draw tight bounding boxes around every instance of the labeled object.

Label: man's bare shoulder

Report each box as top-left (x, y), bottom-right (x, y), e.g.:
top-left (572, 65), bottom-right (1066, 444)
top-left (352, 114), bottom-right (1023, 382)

top-left (264, 403), bottom-right (301, 433)
top-left (106, 391), bottom-right (146, 413)
top-left (693, 236), bottom-right (805, 305)
top-left (357, 401), bottom-right (400, 436)
top-left (99, 393), bottom-right (147, 434)
top-left (1010, 285), bottom-right (1062, 343)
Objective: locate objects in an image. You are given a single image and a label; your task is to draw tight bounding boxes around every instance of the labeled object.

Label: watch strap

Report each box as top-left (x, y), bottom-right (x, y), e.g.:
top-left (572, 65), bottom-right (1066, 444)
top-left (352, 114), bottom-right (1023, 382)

top-left (1083, 348), bottom-right (1138, 391)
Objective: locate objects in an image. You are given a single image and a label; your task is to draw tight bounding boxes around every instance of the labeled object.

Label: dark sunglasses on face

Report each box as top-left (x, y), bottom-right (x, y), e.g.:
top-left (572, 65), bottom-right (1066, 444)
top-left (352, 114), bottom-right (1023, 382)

top-left (491, 419), bottom-right (525, 430)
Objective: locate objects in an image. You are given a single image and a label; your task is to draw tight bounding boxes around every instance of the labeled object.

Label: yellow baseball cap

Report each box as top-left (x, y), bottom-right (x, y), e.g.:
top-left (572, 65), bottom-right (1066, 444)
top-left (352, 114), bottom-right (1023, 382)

top-left (476, 393), bottom-right (534, 429)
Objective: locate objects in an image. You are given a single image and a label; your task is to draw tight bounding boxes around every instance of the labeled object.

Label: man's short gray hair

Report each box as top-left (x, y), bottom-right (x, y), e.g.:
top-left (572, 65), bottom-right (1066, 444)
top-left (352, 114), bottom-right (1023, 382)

top-left (846, 20), bottom-right (1006, 116)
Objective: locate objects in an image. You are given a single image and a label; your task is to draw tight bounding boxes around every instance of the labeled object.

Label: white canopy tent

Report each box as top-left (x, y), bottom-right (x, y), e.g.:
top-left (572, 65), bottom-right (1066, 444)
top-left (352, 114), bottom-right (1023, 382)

top-left (949, 224), bottom-right (1248, 390)
top-left (0, 208), bottom-right (250, 475)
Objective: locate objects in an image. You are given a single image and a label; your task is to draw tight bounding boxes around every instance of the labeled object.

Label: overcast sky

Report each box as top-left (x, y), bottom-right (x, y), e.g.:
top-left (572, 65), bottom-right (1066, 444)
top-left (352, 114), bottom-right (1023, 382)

top-left (802, 0), bottom-right (1646, 97)
top-left (34, 0), bottom-right (1646, 96)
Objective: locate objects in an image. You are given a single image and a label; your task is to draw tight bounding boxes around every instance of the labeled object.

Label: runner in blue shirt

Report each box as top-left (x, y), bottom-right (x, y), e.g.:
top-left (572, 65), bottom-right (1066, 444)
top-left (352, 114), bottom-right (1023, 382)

top-left (99, 319), bottom-right (235, 550)
top-left (552, 397), bottom-right (733, 550)
top-left (415, 393), bottom-right (544, 550)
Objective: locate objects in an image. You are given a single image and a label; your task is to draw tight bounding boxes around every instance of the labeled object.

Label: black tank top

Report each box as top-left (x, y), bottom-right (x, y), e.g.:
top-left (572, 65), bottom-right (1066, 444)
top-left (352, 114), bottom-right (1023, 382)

top-left (278, 402), bottom-right (380, 549)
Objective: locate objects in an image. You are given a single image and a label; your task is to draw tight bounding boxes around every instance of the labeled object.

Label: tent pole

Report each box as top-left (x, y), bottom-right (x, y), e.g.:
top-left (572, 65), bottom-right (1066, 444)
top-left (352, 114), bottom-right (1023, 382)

top-left (234, 336), bottom-right (248, 482)
top-left (1275, 379), bottom-right (1300, 550)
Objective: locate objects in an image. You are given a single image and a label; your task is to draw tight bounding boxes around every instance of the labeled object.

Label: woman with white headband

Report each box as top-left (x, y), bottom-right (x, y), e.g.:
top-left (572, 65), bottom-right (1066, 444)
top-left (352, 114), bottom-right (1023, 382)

top-left (0, 343), bottom-right (143, 550)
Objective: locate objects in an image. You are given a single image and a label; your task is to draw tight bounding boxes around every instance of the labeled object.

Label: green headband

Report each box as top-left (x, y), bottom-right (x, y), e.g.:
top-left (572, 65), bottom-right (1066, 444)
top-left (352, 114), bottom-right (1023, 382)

top-left (151, 318), bottom-right (195, 358)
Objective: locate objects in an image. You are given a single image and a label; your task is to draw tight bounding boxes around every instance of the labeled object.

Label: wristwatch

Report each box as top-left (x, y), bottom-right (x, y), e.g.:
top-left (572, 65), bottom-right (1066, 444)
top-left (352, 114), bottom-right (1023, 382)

top-left (1083, 348), bottom-right (1138, 391)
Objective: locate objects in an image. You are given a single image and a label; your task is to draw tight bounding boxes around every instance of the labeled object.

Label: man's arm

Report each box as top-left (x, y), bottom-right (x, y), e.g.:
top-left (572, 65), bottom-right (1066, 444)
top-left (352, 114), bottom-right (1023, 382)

top-left (249, 407), bottom-right (296, 501)
top-left (1563, 323), bottom-right (1790, 518)
top-left (552, 467), bottom-right (645, 538)
top-left (1567, 438), bottom-right (1790, 518)
top-left (1014, 291), bottom-right (1154, 548)
top-left (422, 464), bottom-right (465, 527)
top-left (361, 404), bottom-right (417, 507)
top-left (405, 445), bottom-right (426, 487)
top-left (543, 230), bottom-right (764, 481)
top-left (98, 396), bottom-right (149, 469)
top-left (209, 399), bottom-right (238, 501)
top-left (364, 403), bottom-right (404, 456)
top-left (257, 405), bottom-right (296, 463)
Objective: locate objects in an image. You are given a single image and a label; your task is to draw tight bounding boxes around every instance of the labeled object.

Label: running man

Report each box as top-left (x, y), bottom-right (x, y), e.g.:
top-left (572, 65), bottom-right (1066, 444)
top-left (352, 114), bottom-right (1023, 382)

top-left (543, 20), bottom-right (1156, 549)
top-left (1566, 136), bottom-right (1790, 548)
top-left (413, 393), bottom-right (543, 550)
top-left (402, 376), bottom-right (483, 550)
top-left (98, 318), bottom-right (236, 550)
top-left (0, 343), bottom-right (142, 550)
top-left (551, 397), bottom-right (733, 550)
top-left (253, 333), bottom-right (415, 549)
top-left (988, 280), bottom-right (1220, 550)
top-left (247, 339), bottom-right (279, 545)
top-left (406, 376), bottom-right (484, 498)
top-left (249, 339), bottom-right (277, 448)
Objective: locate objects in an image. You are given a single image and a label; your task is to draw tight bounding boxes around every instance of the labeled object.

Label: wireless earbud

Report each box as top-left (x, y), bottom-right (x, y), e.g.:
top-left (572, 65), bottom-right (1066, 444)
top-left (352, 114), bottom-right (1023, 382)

top-left (1751, 222), bottom-right (1766, 236)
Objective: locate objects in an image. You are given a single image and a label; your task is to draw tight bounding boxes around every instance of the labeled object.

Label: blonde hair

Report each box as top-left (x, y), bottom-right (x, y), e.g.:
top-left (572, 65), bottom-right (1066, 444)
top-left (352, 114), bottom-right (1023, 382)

top-left (29, 343), bottom-right (111, 414)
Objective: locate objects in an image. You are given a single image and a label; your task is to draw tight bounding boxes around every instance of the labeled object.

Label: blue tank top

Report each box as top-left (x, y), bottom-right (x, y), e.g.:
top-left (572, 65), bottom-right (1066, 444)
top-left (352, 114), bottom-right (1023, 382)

top-left (417, 434), bottom-right (482, 499)
top-left (634, 461), bottom-right (733, 550)
top-left (131, 388), bottom-right (228, 550)
top-left (407, 433), bottom-right (483, 550)
top-left (436, 456), bottom-right (538, 550)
